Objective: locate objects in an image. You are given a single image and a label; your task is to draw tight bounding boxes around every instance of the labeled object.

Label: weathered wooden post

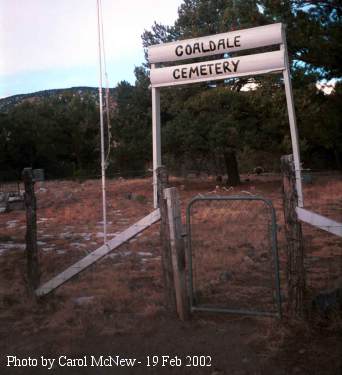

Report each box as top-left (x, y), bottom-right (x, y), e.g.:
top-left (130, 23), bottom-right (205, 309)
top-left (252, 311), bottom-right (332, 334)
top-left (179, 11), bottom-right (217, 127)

top-left (22, 168), bottom-right (40, 292)
top-left (281, 155), bottom-right (305, 317)
top-left (164, 187), bottom-right (189, 321)
top-left (156, 166), bottom-right (176, 311)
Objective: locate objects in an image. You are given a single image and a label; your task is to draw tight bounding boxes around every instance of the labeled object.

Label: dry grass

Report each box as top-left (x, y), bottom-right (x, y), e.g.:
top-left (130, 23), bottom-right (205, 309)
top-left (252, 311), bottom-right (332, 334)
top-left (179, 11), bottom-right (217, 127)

top-left (0, 173), bottom-right (341, 374)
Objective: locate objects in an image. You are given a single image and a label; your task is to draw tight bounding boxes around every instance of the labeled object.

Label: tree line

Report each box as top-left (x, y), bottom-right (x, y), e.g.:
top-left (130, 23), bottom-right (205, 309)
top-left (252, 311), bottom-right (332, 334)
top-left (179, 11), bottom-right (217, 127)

top-left (0, 1), bottom-right (341, 183)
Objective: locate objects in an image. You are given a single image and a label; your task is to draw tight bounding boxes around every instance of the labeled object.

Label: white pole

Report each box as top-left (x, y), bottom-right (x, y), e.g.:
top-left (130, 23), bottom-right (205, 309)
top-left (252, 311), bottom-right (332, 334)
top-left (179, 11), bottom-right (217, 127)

top-left (151, 65), bottom-right (161, 208)
top-left (281, 26), bottom-right (304, 207)
top-left (97, 0), bottom-right (107, 243)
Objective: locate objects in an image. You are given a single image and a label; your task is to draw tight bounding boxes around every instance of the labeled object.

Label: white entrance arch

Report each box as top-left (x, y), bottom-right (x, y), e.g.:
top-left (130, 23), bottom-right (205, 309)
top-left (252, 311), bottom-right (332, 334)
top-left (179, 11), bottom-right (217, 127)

top-left (148, 23), bottom-right (303, 208)
top-left (148, 22), bottom-right (342, 237)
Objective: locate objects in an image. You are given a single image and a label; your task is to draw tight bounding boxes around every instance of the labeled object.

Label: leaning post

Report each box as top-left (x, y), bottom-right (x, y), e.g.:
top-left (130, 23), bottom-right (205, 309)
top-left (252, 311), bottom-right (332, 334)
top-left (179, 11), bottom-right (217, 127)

top-left (164, 187), bottom-right (190, 321)
top-left (22, 168), bottom-right (40, 292)
top-left (281, 155), bottom-right (305, 318)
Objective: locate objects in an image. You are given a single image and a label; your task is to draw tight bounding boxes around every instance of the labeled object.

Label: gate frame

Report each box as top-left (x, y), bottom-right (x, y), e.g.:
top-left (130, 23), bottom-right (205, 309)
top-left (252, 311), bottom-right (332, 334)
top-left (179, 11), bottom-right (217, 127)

top-left (186, 195), bottom-right (282, 318)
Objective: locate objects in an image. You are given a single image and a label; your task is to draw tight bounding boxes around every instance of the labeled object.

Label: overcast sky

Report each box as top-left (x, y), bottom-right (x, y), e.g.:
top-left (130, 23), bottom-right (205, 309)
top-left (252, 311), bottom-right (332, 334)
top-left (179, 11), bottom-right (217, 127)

top-left (0, 0), bottom-right (183, 98)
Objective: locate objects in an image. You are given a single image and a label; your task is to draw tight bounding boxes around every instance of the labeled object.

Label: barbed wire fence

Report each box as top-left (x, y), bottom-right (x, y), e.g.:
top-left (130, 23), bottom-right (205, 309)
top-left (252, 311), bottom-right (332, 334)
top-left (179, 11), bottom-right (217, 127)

top-left (300, 170), bottom-right (342, 315)
top-left (1, 162), bottom-right (341, 318)
top-left (281, 156), bottom-right (342, 317)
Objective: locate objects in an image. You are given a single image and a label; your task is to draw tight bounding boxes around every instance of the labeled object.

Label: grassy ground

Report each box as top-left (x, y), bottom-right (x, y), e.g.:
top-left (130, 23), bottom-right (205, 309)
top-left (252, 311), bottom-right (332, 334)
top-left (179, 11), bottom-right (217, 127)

top-left (0, 174), bottom-right (341, 374)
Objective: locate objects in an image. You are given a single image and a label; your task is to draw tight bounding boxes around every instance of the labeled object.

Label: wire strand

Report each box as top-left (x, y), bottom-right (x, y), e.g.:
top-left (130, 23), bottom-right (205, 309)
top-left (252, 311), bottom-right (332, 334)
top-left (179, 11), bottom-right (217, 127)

top-left (99, 0), bottom-right (112, 165)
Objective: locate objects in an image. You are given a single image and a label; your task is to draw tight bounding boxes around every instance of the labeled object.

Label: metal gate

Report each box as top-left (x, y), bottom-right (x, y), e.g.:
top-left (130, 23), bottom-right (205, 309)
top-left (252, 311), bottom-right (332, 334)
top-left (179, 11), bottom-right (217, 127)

top-left (186, 196), bottom-right (282, 317)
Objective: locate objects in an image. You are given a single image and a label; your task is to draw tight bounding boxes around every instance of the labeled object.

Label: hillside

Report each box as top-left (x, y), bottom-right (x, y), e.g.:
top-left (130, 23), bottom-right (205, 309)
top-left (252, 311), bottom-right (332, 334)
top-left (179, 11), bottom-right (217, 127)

top-left (0, 86), bottom-right (116, 112)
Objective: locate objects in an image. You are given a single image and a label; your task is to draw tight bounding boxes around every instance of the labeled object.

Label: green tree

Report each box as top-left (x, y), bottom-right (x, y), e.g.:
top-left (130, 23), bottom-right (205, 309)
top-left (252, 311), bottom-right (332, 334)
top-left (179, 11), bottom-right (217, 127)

top-left (260, 1), bottom-right (342, 80)
top-left (0, 92), bottom-right (100, 180)
top-left (164, 87), bottom-right (259, 184)
top-left (111, 67), bottom-right (152, 176)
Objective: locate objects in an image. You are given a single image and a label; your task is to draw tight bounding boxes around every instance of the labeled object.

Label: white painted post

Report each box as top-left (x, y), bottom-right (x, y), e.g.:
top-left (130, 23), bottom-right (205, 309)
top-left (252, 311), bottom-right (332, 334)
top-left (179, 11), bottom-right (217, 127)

top-left (152, 63), bottom-right (162, 208)
top-left (281, 25), bottom-right (304, 207)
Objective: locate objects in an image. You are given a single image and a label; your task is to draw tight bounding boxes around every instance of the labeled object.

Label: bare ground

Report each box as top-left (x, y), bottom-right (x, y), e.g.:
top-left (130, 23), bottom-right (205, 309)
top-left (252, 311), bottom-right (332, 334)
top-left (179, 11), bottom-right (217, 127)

top-left (0, 174), bottom-right (341, 374)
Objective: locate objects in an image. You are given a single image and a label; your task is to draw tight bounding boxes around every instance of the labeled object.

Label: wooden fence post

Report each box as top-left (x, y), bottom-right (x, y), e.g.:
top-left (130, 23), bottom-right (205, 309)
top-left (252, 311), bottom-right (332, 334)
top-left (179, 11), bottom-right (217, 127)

top-left (22, 168), bottom-right (40, 291)
top-left (156, 166), bottom-right (176, 311)
top-left (281, 155), bottom-right (305, 317)
top-left (164, 187), bottom-right (189, 321)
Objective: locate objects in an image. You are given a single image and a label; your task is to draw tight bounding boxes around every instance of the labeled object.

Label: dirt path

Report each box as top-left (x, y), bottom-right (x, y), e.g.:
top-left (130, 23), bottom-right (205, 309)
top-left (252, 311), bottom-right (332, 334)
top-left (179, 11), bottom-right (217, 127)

top-left (1, 311), bottom-right (340, 375)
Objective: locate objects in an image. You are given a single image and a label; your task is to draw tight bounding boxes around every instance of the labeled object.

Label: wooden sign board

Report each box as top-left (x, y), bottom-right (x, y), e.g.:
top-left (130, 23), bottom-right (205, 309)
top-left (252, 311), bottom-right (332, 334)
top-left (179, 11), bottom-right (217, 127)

top-left (148, 23), bottom-right (282, 64)
top-left (150, 50), bottom-right (284, 88)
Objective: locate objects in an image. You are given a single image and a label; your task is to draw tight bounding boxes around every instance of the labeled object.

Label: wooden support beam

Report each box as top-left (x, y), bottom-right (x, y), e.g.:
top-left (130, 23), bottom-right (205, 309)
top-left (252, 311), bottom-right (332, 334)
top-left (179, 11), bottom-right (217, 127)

top-left (152, 80), bottom-right (161, 208)
top-left (281, 155), bottom-right (305, 318)
top-left (164, 187), bottom-right (189, 321)
top-left (281, 29), bottom-right (304, 207)
top-left (36, 209), bottom-right (160, 297)
top-left (296, 207), bottom-right (342, 238)
top-left (22, 168), bottom-right (40, 292)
